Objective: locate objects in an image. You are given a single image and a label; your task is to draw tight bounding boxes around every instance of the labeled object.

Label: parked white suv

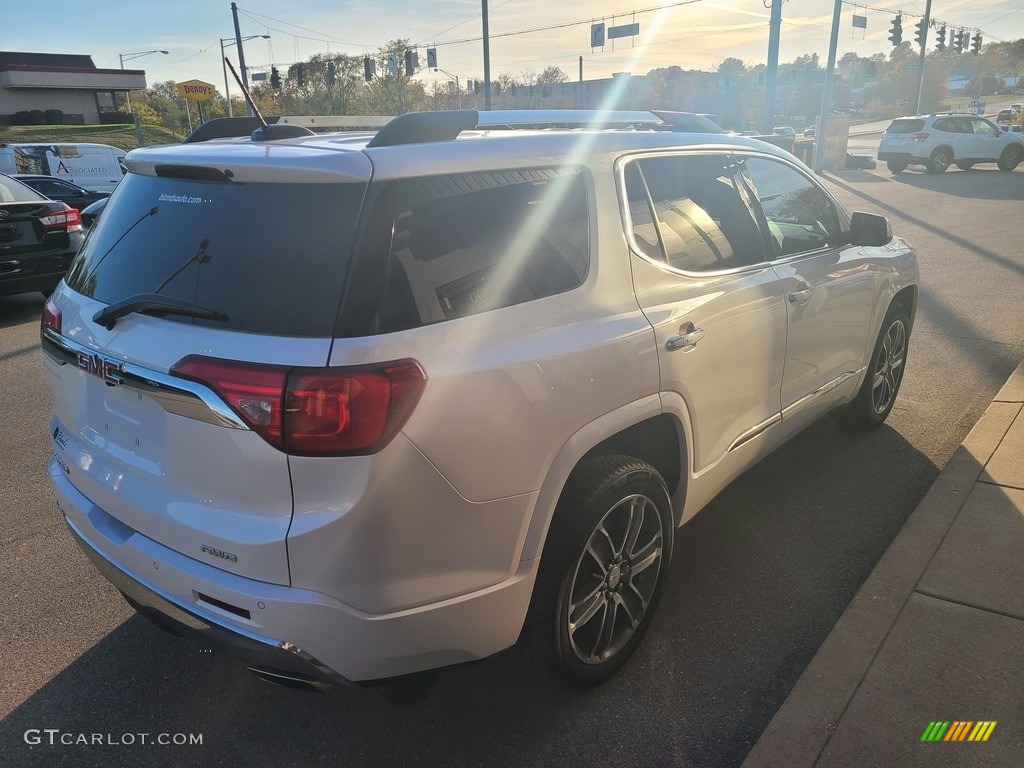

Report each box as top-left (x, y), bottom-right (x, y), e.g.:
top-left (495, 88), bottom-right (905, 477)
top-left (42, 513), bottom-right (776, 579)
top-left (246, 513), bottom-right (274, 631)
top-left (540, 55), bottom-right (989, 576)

top-left (42, 109), bottom-right (918, 690)
top-left (878, 113), bottom-right (1024, 173)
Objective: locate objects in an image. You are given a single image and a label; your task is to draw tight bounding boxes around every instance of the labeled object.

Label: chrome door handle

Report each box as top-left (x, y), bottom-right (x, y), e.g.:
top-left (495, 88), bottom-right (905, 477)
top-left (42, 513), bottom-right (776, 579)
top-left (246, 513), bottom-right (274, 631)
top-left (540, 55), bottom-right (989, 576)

top-left (788, 288), bottom-right (812, 306)
top-left (666, 324), bottom-right (705, 351)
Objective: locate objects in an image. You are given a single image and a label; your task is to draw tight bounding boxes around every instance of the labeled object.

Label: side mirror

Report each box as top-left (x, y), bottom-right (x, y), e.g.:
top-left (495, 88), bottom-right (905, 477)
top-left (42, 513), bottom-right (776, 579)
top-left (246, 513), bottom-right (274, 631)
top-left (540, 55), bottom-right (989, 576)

top-left (849, 211), bottom-right (892, 247)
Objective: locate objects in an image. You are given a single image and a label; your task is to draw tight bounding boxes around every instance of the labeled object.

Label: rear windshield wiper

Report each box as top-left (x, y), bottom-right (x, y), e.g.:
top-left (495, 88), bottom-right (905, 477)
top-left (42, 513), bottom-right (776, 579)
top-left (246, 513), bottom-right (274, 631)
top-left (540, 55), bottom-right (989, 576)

top-left (93, 293), bottom-right (228, 330)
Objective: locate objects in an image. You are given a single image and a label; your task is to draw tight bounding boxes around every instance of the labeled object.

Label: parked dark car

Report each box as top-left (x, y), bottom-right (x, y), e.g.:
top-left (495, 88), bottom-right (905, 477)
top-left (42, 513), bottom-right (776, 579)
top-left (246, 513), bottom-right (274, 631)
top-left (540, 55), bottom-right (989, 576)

top-left (79, 197), bottom-right (108, 229)
top-left (0, 172), bottom-right (85, 297)
top-left (11, 174), bottom-right (110, 212)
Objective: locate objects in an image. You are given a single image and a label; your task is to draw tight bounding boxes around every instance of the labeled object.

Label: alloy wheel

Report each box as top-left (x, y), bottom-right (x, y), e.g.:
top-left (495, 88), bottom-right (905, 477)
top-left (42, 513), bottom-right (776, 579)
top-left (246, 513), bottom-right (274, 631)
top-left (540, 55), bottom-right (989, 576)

top-left (871, 318), bottom-right (907, 415)
top-left (567, 494), bottom-right (664, 665)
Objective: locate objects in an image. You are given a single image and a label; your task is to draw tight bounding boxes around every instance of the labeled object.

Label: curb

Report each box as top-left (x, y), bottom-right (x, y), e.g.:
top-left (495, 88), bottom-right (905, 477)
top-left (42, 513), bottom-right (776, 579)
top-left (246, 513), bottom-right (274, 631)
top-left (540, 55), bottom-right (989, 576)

top-left (741, 361), bottom-right (1024, 768)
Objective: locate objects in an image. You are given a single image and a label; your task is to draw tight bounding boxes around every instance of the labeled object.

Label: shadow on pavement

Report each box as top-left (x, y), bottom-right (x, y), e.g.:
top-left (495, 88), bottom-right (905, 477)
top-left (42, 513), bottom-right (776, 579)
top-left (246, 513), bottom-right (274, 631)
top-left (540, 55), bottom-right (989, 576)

top-left (0, 294), bottom-right (45, 331)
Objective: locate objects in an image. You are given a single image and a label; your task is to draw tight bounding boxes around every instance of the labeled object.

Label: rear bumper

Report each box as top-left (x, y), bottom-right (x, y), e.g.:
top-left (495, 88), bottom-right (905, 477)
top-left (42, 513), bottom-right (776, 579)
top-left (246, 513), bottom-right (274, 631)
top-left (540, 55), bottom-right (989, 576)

top-left (51, 462), bottom-right (539, 683)
top-left (65, 513), bottom-right (345, 691)
top-left (0, 255), bottom-right (73, 296)
top-left (877, 151), bottom-right (920, 163)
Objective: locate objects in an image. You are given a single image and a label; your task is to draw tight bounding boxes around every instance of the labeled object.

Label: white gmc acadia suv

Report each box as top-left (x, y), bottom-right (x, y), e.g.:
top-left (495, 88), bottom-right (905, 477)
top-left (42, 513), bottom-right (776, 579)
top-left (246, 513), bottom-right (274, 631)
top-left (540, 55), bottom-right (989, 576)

top-left (42, 109), bottom-right (919, 690)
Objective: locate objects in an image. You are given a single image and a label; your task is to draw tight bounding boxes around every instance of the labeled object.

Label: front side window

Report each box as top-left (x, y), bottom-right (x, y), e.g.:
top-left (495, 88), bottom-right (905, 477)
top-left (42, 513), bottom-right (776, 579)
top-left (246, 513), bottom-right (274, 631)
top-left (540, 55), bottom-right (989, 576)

top-left (369, 168), bottom-right (589, 333)
top-left (739, 156), bottom-right (841, 258)
top-left (972, 119), bottom-right (998, 136)
top-left (623, 154), bottom-right (764, 272)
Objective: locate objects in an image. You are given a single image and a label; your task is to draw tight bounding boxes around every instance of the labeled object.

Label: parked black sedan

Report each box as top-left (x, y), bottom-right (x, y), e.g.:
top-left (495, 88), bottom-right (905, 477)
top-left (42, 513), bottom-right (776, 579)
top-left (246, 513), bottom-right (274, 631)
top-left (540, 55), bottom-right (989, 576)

top-left (11, 174), bottom-right (110, 211)
top-left (0, 172), bottom-right (85, 297)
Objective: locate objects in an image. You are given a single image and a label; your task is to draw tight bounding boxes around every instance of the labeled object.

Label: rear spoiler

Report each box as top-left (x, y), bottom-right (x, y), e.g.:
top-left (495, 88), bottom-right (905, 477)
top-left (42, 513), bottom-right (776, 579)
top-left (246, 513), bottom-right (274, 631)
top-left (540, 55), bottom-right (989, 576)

top-left (183, 116), bottom-right (282, 143)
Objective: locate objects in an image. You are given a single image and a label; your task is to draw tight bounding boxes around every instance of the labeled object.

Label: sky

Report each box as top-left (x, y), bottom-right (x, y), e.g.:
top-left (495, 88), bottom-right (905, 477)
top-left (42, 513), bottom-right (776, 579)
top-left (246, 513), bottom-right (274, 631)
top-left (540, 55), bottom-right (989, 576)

top-left (9, 0), bottom-right (1024, 92)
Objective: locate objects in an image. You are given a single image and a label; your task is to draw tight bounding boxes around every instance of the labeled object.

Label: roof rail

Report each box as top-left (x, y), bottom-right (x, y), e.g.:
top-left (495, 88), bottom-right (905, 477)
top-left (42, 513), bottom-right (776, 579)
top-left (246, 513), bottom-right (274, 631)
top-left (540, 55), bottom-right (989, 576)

top-left (366, 109), bottom-right (725, 147)
top-left (367, 110), bottom-right (480, 147)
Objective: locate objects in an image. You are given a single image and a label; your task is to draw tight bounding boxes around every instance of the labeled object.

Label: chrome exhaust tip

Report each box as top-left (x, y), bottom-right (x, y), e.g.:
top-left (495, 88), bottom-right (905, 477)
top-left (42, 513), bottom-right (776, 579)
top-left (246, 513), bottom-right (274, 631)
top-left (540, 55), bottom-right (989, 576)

top-left (247, 665), bottom-right (331, 692)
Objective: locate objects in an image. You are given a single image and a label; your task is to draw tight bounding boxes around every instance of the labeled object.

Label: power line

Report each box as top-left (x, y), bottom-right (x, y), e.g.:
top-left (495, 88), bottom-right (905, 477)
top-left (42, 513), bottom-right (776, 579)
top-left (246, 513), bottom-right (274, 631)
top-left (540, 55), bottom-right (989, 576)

top-left (415, 0), bottom-right (518, 46)
top-left (429, 0), bottom-right (705, 47)
top-left (237, 6), bottom-right (363, 46)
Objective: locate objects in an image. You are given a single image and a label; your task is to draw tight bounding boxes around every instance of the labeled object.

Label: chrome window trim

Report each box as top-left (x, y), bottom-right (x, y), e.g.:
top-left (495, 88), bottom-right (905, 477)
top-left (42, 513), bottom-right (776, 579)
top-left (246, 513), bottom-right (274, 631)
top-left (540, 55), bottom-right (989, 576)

top-left (41, 329), bottom-right (248, 430)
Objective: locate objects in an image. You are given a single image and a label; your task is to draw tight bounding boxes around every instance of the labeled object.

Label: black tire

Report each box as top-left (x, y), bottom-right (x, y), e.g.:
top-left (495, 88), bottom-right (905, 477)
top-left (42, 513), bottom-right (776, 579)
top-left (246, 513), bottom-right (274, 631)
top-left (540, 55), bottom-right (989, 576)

top-left (998, 145), bottom-right (1023, 171)
top-left (834, 305), bottom-right (911, 429)
top-left (927, 148), bottom-right (952, 174)
top-left (522, 455), bottom-right (674, 689)
top-left (886, 160), bottom-right (908, 174)
top-left (955, 161), bottom-right (975, 170)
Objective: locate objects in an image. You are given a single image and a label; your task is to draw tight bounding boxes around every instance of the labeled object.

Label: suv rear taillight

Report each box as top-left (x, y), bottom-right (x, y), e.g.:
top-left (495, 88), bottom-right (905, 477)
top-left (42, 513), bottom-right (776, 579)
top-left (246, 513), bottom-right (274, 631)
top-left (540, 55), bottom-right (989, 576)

top-left (171, 356), bottom-right (426, 456)
top-left (911, 132), bottom-right (930, 142)
top-left (40, 204), bottom-right (83, 232)
top-left (41, 296), bottom-right (62, 335)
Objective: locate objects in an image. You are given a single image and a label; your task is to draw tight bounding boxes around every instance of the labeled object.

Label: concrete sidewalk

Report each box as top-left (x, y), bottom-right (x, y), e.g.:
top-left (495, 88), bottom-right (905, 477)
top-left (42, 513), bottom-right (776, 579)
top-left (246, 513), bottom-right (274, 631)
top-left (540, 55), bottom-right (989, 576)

top-left (743, 363), bottom-right (1024, 768)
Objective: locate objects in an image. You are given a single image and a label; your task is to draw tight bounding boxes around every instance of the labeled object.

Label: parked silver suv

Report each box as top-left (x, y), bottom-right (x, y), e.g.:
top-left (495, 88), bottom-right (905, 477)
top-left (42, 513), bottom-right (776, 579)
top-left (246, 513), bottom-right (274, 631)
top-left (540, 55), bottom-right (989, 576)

top-left (878, 113), bottom-right (1024, 173)
top-left (42, 110), bottom-right (918, 690)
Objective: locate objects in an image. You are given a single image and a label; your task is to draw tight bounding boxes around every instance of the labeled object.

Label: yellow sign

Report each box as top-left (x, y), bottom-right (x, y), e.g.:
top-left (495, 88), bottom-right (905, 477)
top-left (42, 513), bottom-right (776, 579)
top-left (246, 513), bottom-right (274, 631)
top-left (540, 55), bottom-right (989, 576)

top-left (175, 80), bottom-right (216, 102)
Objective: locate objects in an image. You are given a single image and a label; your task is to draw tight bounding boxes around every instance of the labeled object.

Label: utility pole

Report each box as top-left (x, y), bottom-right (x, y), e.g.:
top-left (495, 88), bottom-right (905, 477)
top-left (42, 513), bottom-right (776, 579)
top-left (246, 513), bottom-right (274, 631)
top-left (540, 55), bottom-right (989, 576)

top-left (914, 0), bottom-right (934, 114)
top-left (579, 55), bottom-right (583, 108)
top-left (813, 0), bottom-right (843, 173)
top-left (482, 0), bottom-right (492, 110)
top-left (230, 2), bottom-right (252, 117)
top-left (764, 0), bottom-right (783, 133)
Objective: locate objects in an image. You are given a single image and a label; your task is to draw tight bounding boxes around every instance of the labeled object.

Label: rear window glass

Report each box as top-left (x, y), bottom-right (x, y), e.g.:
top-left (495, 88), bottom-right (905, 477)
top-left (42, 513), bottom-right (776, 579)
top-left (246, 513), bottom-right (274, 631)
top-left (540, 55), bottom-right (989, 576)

top-left (886, 119), bottom-right (925, 134)
top-left (65, 173), bottom-right (365, 336)
top-left (0, 174), bottom-right (45, 202)
top-left (362, 168), bottom-right (589, 333)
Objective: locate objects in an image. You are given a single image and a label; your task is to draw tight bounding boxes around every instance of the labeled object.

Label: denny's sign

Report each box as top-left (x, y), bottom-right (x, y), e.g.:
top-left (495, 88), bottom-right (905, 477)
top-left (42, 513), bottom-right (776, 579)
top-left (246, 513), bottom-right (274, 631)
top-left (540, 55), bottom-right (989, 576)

top-left (175, 80), bottom-right (216, 102)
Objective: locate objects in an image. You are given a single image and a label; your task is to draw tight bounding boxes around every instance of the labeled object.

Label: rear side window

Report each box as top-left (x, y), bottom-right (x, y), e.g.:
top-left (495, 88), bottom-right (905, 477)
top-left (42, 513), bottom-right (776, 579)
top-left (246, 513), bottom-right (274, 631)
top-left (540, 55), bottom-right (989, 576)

top-left (886, 119), bottom-right (925, 134)
top-left (352, 168), bottom-right (589, 334)
top-left (65, 173), bottom-right (365, 336)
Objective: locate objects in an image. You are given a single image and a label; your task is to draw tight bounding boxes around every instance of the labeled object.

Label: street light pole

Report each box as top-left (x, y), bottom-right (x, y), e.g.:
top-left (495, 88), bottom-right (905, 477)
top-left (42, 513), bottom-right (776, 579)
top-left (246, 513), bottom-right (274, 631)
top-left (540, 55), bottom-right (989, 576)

top-left (221, 35), bottom-right (269, 117)
top-left (435, 68), bottom-right (462, 109)
top-left (119, 50), bottom-right (168, 113)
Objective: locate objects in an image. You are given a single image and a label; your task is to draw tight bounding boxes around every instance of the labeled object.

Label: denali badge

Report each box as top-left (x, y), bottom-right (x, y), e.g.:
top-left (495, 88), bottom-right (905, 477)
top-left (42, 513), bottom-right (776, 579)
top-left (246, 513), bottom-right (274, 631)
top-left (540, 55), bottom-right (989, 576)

top-left (201, 544), bottom-right (238, 562)
top-left (76, 350), bottom-right (124, 386)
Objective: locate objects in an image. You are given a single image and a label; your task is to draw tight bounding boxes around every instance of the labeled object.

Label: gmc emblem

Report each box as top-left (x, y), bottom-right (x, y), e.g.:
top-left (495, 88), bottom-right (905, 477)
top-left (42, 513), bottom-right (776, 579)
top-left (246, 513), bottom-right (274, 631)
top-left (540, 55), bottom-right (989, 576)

top-left (201, 544), bottom-right (238, 562)
top-left (76, 351), bottom-right (124, 386)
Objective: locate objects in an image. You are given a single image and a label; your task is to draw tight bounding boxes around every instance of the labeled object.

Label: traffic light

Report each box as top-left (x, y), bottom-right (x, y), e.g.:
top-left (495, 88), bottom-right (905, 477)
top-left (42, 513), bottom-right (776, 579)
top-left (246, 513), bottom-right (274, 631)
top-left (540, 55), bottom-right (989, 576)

top-left (936, 26), bottom-right (947, 52)
top-left (404, 49), bottom-right (417, 77)
top-left (295, 63), bottom-right (305, 88)
top-left (865, 63), bottom-right (877, 79)
top-left (971, 33), bottom-right (982, 55)
top-left (915, 19), bottom-right (928, 49)
top-left (363, 56), bottom-right (375, 82)
top-left (326, 61), bottom-right (336, 87)
top-left (888, 15), bottom-right (903, 46)
top-left (951, 30), bottom-right (963, 54)
top-left (270, 66), bottom-right (281, 90)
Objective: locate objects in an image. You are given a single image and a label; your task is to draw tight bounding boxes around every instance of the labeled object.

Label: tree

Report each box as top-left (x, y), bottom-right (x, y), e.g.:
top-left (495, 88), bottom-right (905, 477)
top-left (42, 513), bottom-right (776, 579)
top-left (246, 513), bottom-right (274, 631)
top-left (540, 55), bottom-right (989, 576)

top-left (717, 57), bottom-right (747, 76)
top-left (536, 66), bottom-right (568, 85)
top-left (362, 39), bottom-right (429, 115)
